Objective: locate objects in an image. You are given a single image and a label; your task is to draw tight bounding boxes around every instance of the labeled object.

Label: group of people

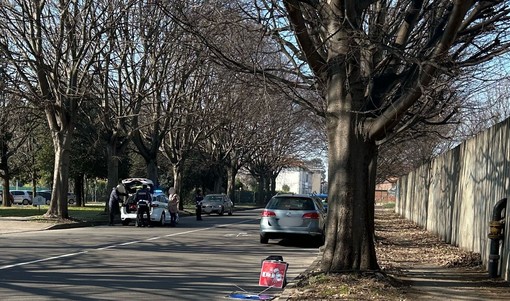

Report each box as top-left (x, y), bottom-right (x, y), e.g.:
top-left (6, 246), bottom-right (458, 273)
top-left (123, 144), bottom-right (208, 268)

top-left (108, 184), bottom-right (203, 226)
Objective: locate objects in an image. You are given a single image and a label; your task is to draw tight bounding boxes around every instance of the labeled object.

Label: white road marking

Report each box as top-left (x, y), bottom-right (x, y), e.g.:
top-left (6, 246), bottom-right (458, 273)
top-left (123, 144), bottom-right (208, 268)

top-left (0, 251), bottom-right (88, 270)
top-left (0, 219), bottom-right (256, 270)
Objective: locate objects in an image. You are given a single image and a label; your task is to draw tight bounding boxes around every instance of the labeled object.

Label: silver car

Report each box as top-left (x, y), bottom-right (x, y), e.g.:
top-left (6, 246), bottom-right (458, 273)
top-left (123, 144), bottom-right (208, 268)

top-left (259, 194), bottom-right (326, 244)
top-left (201, 194), bottom-right (233, 215)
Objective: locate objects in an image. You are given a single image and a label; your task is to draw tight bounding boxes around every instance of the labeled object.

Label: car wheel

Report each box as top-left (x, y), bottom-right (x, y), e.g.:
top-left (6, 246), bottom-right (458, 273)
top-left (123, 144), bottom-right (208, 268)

top-left (45, 200), bottom-right (50, 205)
top-left (228, 208), bottom-right (233, 216)
top-left (22, 199), bottom-right (29, 205)
top-left (68, 199), bottom-right (75, 204)
top-left (121, 220), bottom-right (129, 226)
top-left (260, 233), bottom-right (269, 244)
top-left (160, 212), bottom-right (166, 226)
top-left (219, 206), bottom-right (224, 216)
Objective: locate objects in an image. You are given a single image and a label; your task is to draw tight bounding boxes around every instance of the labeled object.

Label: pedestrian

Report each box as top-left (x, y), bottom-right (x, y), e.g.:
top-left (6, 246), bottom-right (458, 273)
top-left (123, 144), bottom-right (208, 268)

top-left (108, 184), bottom-right (126, 226)
top-left (167, 187), bottom-right (179, 227)
top-left (195, 189), bottom-right (203, 221)
top-left (135, 183), bottom-right (152, 227)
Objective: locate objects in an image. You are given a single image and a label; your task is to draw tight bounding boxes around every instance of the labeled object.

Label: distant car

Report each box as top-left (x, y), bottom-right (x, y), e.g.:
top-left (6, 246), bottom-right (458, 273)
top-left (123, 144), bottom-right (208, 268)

top-left (315, 193), bottom-right (328, 212)
top-left (119, 178), bottom-right (170, 226)
top-left (11, 190), bottom-right (32, 205)
top-left (201, 194), bottom-right (233, 215)
top-left (259, 194), bottom-right (326, 244)
top-left (27, 191), bottom-right (52, 205)
top-left (38, 192), bottom-right (52, 205)
top-left (67, 192), bottom-right (76, 204)
top-left (35, 190), bottom-right (75, 205)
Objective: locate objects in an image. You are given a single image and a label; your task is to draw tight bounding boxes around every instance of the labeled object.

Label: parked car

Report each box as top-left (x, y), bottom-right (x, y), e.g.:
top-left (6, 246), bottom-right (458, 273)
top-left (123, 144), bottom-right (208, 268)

top-left (27, 191), bottom-right (52, 205)
top-left (201, 194), bottom-right (233, 215)
top-left (119, 178), bottom-right (170, 226)
top-left (39, 190), bottom-right (75, 204)
top-left (39, 192), bottom-right (52, 204)
top-left (67, 192), bottom-right (76, 204)
top-left (259, 194), bottom-right (327, 244)
top-left (11, 190), bottom-right (32, 205)
top-left (315, 193), bottom-right (328, 212)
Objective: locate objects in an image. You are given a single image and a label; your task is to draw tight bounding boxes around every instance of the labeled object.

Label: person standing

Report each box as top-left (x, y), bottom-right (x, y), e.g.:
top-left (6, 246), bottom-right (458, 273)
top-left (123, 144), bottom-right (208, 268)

top-left (167, 187), bottom-right (179, 227)
top-left (108, 184), bottom-right (126, 226)
top-left (135, 183), bottom-right (152, 227)
top-left (195, 189), bottom-right (203, 221)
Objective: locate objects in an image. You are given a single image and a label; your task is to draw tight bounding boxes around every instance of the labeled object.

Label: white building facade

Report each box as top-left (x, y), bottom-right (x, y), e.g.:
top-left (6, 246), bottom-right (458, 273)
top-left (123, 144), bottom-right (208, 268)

top-left (275, 166), bottom-right (324, 194)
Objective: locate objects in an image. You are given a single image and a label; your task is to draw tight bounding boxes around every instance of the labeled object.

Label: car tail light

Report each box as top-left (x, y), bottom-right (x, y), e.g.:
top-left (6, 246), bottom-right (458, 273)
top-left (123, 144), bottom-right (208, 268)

top-left (302, 212), bottom-right (320, 219)
top-left (261, 210), bottom-right (276, 217)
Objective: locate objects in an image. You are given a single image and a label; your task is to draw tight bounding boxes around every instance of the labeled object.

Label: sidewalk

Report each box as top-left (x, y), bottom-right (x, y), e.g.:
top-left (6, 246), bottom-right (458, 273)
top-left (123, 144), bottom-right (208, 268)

top-left (0, 218), bottom-right (54, 234)
top-left (0, 217), bottom-right (93, 234)
top-left (275, 208), bottom-right (510, 300)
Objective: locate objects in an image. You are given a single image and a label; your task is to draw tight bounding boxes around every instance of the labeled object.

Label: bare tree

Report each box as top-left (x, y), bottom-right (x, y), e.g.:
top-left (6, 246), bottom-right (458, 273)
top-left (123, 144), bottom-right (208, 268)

top-left (261, 1), bottom-right (510, 272)
top-left (0, 1), bottom-right (112, 218)
top-left (160, 50), bottom-right (214, 204)
top-left (175, 0), bottom-right (510, 273)
top-left (92, 0), bottom-right (136, 195)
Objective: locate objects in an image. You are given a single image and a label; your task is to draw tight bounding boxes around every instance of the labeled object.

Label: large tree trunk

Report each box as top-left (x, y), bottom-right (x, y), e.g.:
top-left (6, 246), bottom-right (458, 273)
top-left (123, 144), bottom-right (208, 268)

top-left (213, 175), bottom-right (224, 194)
top-left (0, 153), bottom-right (11, 207)
top-left (46, 136), bottom-right (72, 219)
top-left (172, 164), bottom-right (184, 210)
top-left (106, 142), bottom-right (120, 195)
top-left (1, 178), bottom-right (11, 207)
top-left (322, 115), bottom-right (379, 272)
top-left (256, 177), bottom-right (265, 206)
top-left (321, 49), bottom-right (379, 271)
top-left (227, 166), bottom-right (237, 204)
top-left (75, 174), bottom-right (84, 207)
top-left (146, 158), bottom-right (158, 187)
top-left (270, 173), bottom-right (277, 197)
top-left (105, 140), bottom-right (120, 212)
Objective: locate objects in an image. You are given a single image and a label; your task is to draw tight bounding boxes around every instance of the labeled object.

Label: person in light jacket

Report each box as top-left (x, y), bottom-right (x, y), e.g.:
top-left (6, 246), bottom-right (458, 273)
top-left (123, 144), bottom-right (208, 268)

top-left (168, 187), bottom-right (179, 227)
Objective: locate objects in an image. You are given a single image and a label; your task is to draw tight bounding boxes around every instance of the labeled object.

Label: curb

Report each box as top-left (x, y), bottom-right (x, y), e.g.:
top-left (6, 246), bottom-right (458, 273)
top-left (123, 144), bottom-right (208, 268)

top-left (45, 221), bottom-right (106, 230)
top-left (274, 250), bottom-right (323, 301)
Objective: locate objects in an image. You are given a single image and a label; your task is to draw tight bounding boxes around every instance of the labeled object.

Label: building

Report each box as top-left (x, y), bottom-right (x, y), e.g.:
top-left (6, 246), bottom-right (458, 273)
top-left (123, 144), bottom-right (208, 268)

top-left (375, 179), bottom-right (397, 203)
top-left (275, 166), bottom-right (324, 194)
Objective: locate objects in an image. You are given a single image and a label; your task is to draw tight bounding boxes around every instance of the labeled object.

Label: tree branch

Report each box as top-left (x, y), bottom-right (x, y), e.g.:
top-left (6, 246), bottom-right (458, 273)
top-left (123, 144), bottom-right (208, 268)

top-left (368, 0), bottom-right (476, 141)
top-left (283, 0), bottom-right (327, 80)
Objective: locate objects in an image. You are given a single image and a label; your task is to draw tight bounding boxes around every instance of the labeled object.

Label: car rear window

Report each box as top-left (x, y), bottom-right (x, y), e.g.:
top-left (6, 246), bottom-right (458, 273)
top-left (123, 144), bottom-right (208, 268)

top-left (267, 197), bottom-right (315, 210)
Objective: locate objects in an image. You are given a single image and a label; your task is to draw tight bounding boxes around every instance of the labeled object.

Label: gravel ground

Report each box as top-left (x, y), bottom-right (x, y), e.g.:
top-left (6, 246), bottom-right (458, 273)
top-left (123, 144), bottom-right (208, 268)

top-left (276, 207), bottom-right (510, 300)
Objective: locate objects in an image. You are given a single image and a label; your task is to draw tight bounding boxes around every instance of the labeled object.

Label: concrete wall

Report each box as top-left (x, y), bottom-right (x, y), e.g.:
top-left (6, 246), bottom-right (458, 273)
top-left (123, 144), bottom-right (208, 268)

top-left (396, 117), bottom-right (510, 280)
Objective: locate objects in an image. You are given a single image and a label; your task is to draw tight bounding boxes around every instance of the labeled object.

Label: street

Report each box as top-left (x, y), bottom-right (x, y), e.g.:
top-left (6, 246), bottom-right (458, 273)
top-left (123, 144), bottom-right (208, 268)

top-left (0, 209), bottom-right (319, 301)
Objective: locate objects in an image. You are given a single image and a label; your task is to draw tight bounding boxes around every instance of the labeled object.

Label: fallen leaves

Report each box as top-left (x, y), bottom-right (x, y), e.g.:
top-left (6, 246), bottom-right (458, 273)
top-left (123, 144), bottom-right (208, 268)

top-left (281, 207), bottom-right (486, 300)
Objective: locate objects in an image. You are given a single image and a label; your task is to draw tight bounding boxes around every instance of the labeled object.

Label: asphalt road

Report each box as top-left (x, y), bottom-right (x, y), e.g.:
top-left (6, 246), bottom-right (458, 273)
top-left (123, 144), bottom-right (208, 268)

top-left (0, 209), bottom-right (319, 301)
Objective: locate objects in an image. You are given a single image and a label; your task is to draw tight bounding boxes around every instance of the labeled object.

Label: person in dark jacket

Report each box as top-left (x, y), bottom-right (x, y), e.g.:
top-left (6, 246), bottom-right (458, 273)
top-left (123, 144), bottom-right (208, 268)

top-left (135, 184), bottom-right (152, 227)
top-left (108, 184), bottom-right (126, 226)
top-left (195, 189), bottom-right (203, 221)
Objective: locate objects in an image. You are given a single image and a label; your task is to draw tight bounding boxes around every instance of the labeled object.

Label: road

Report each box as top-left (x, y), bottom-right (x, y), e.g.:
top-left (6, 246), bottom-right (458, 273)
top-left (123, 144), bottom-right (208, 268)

top-left (0, 209), bottom-right (319, 301)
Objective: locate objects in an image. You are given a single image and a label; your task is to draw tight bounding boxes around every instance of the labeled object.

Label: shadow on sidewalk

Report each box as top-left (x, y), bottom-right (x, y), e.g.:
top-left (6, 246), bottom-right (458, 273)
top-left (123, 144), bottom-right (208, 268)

top-left (397, 265), bottom-right (510, 300)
